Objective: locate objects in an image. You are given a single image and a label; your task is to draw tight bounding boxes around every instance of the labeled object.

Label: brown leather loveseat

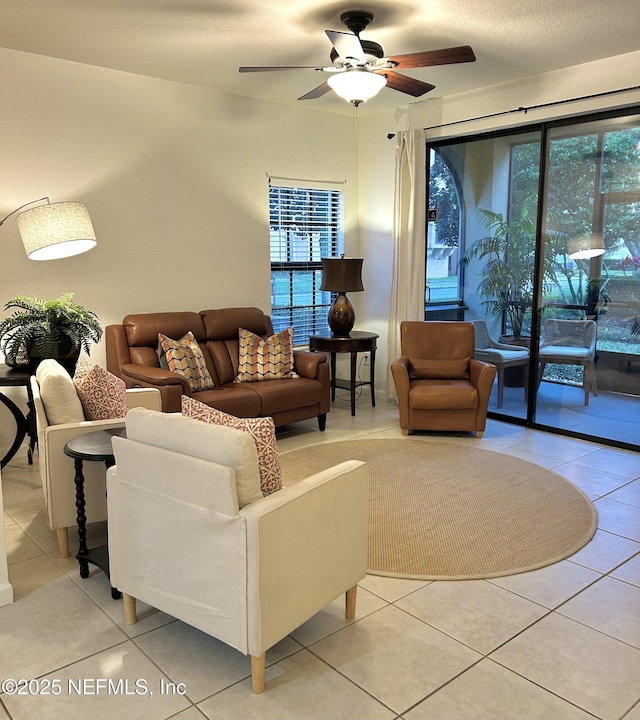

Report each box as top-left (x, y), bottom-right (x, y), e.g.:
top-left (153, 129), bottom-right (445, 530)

top-left (106, 307), bottom-right (330, 430)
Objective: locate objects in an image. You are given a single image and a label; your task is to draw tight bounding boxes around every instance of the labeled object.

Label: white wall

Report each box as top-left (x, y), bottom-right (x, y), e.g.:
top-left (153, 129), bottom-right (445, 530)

top-left (358, 50), bottom-right (640, 393)
top-left (0, 47), bottom-right (360, 368)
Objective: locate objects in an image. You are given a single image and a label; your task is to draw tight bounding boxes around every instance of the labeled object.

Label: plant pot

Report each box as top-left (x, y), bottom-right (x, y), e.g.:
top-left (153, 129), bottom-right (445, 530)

top-left (26, 335), bottom-right (80, 375)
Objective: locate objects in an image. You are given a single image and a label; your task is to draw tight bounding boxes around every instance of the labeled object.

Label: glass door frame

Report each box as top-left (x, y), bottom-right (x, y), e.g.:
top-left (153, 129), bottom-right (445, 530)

top-left (426, 104), bottom-right (640, 453)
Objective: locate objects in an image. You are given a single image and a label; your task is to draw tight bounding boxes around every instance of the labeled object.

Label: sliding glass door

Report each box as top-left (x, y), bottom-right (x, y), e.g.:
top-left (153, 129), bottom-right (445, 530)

top-left (536, 115), bottom-right (640, 444)
top-left (427, 108), bottom-right (640, 448)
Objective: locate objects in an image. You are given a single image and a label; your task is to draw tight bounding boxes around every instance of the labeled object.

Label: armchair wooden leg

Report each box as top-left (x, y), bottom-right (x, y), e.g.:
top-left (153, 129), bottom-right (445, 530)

top-left (57, 527), bottom-right (70, 558)
top-left (251, 654), bottom-right (266, 694)
top-left (476, 431), bottom-right (484, 439)
top-left (345, 585), bottom-right (358, 619)
top-left (401, 428), bottom-right (409, 436)
top-left (123, 593), bottom-right (137, 625)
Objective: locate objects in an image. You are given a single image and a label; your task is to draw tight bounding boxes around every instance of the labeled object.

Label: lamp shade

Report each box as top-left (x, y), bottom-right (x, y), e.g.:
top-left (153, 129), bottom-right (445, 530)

top-left (568, 234), bottom-right (605, 260)
top-left (327, 68), bottom-right (387, 106)
top-left (17, 201), bottom-right (97, 261)
top-left (320, 257), bottom-right (364, 293)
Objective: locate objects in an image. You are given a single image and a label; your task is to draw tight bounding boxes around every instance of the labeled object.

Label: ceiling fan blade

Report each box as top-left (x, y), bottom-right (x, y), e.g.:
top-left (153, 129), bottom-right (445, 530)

top-left (388, 45), bottom-right (476, 70)
top-left (239, 66), bottom-right (325, 73)
top-left (380, 70), bottom-right (436, 97)
top-left (298, 82), bottom-right (332, 101)
top-left (325, 30), bottom-right (365, 63)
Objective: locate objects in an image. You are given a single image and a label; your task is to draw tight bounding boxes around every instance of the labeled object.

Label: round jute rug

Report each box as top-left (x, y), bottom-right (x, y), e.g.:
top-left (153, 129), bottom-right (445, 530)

top-left (279, 438), bottom-right (598, 580)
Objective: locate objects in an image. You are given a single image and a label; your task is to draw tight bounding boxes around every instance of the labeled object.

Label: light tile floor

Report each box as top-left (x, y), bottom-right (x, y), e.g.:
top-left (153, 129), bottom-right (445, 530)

top-left (1, 393), bottom-right (640, 720)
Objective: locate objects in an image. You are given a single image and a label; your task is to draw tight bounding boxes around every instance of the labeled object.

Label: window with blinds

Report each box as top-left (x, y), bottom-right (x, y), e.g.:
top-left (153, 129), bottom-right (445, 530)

top-left (270, 184), bottom-right (344, 345)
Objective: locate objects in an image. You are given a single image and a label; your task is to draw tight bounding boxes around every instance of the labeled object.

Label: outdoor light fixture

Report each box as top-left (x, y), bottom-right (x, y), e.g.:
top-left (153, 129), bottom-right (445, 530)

top-left (327, 68), bottom-right (387, 107)
top-left (320, 255), bottom-right (364, 337)
top-left (0, 197), bottom-right (97, 260)
top-left (568, 234), bottom-right (605, 260)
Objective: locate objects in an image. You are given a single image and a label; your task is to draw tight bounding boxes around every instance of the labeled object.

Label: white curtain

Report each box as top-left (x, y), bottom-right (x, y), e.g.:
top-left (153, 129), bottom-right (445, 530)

top-left (386, 128), bottom-right (427, 399)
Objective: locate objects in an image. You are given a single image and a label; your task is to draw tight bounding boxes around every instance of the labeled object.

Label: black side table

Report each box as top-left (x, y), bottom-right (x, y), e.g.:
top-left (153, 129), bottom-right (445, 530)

top-left (0, 364), bottom-right (36, 468)
top-left (309, 331), bottom-right (379, 416)
top-left (64, 428), bottom-right (125, 599)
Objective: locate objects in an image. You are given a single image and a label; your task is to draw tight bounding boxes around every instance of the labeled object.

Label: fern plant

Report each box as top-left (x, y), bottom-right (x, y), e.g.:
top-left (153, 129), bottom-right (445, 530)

top-left (0, 292), bottom-right (102, 367)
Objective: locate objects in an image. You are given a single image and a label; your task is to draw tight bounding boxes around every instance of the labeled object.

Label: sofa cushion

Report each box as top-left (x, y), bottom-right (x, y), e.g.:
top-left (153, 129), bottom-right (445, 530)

top-left (235, 327), bottom-right (298, 383)
top-left (159, 331), bottom-right (215, 391)
top-left (409, 357), bottom-right (470, 380)
top-left (182, 396), bottom-right (282, 495)
top-left (248, 377), bottom-right (322, 415)
top-left (35, 359), bottom-right (85, 425)
top-left (192, 386), bottom-right (262, 417)
top-left (74, 363), bottom-right (129, 421)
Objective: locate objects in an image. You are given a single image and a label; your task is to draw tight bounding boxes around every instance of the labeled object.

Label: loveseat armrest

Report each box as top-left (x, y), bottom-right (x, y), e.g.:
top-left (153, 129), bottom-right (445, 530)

top-left (120, 363), bottom-right (190, 412)
top-left (293, 350), bottom-right (327, 379)
top-left (241, 459), bottom-right (368, 656)
top-left (121, 363), bottom-right (190, 391)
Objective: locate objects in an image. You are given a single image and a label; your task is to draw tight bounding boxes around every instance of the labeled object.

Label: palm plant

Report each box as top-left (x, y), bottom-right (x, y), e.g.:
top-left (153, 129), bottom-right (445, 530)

top-left (0, 292), bottom-right (102, 368)
top-left (463, 205), bottom-right (560, 338)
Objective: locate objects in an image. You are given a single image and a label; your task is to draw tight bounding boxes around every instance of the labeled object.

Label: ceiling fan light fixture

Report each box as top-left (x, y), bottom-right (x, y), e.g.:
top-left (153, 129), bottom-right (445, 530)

top-left (327, 68), bottom-right (387, 106)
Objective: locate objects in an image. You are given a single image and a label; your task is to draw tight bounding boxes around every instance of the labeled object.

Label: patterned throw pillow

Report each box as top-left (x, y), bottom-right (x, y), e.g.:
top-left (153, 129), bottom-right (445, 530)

top-left (235, 327), bottom-right (299, 383)
top-left (73, 364), bottom-right (129, 421)
top-left (73, 353), bottom-right (94, 382)
top-left (181, 395), bottom-right (282, 496)
top-left (158, 331), bottom-right (215, 391)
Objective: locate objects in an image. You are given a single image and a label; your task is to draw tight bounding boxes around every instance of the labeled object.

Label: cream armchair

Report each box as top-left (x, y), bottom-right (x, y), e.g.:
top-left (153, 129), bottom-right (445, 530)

top-left (107, 408), bottom-right (368, 694)
top-left (31, 376), bottom-right (161, 558)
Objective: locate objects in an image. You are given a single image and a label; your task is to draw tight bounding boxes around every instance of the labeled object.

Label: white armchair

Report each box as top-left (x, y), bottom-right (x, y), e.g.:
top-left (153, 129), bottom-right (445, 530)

top-left (31, 376), bottom-right (161, 558)
top-left (107, 408), bottom-right (368, 694)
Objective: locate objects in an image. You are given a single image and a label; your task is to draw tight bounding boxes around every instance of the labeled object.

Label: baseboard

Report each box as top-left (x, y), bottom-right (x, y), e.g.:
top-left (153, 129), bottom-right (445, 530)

top-left (0, 580), bottom-right (14, 607)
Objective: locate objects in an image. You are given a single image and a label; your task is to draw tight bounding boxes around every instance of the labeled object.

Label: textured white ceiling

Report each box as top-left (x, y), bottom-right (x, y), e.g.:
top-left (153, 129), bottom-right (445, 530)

top-left (2, 0), bottom-right (639, 116)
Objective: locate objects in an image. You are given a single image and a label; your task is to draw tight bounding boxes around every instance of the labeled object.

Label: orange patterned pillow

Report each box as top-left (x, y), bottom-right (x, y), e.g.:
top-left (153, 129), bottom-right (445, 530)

top-left (181, 396), bottom-right (282, 496)
top-left (235, 327), bottom-right (299, 383)
top-left (158, 331), bottom-right (215, 391)
top-left (73, 364), bottom-right (129, 421)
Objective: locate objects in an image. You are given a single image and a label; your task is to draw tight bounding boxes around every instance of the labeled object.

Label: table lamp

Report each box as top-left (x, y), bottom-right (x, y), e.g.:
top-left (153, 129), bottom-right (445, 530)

top-left (320, 255), bottom-right (364, 337)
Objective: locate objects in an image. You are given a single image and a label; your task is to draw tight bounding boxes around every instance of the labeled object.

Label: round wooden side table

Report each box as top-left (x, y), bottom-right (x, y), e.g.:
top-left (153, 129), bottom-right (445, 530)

top-left (64, 428), bottom-right (125, 599)
top-left (309, 331), bottom-right (379, 416)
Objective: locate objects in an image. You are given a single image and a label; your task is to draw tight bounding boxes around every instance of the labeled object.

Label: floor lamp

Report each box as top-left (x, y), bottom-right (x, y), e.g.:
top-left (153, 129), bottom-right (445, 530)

top-left (0, 197), bottom-right (97, 260)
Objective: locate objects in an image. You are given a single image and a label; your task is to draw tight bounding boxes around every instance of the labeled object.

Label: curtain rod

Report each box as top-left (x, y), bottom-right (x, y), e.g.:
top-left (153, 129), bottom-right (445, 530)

top-left (267, 173), bottom-right (346, 185)
top-left (387, 84), bottom-right (640, 138)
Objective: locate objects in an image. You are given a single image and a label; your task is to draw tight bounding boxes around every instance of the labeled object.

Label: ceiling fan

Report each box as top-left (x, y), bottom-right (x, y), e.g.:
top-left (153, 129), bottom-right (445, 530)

top-left (239, 10), bottom-right (476, 107)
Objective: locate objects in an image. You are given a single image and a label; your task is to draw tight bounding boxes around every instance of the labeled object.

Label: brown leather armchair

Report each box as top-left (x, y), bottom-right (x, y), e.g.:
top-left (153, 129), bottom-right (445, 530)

top-left (390, 321), bottom-right (496, 438)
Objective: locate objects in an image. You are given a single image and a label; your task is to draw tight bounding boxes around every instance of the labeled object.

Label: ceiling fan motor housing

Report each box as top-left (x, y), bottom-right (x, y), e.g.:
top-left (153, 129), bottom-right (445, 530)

top-left (330, 39), bottom-right (384, 67)
top-left (340, 10), bottom-right (374, 35)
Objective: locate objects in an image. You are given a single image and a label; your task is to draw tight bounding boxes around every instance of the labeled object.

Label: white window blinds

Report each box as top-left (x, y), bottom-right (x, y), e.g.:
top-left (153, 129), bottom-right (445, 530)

top-left (269, 184), bottom-right (344, 345)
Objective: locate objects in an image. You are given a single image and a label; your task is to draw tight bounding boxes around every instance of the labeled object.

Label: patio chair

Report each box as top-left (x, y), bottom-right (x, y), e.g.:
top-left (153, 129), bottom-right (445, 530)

top-left (537, 318), bottom-right (598, 406)
top-left (471, 319), bottom-right (529, 409)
